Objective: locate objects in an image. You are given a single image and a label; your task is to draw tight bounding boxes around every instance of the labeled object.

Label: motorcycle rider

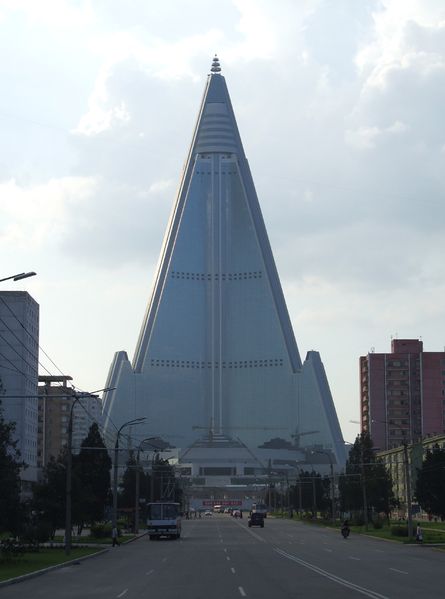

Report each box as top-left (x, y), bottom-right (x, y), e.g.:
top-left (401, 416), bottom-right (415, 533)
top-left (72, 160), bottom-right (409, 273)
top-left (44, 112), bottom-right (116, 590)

top-left (341, 519), bottom-right (350, 538)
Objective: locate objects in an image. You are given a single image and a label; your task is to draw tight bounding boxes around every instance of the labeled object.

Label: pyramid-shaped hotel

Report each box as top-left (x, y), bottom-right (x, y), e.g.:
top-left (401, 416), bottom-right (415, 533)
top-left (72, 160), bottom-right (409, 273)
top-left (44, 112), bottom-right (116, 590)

top-left (102, 57), bottom-right (346, 473)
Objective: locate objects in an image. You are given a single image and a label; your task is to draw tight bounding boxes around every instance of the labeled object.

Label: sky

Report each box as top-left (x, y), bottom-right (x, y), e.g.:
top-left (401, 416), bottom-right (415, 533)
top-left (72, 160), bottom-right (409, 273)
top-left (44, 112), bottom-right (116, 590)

top-left (1, 0), bottom-right (444, 445)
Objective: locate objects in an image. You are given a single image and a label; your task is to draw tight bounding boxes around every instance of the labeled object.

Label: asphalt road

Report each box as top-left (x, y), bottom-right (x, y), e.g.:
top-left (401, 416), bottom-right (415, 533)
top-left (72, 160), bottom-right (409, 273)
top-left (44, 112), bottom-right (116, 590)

top-left (1, 516), bottom-right (444, 598)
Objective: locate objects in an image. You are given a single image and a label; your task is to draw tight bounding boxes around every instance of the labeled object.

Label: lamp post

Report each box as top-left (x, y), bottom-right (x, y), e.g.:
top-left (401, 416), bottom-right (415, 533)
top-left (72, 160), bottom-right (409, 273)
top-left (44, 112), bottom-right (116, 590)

top-left (65, 387), bottom-right (114, 556)
top-left (312, 450), bottom-right (335, 525)
top-left (0, 271), bottom-right (36, 283)
top-left (112, 418), bottom-right (146, 532)
top-left (134, 437), bottom-right (159, 533)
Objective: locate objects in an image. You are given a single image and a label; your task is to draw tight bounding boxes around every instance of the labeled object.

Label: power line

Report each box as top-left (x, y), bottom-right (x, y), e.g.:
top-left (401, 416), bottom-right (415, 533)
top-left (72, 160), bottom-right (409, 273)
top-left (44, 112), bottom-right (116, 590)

top-left (0, 295), bottom-right (67, 387)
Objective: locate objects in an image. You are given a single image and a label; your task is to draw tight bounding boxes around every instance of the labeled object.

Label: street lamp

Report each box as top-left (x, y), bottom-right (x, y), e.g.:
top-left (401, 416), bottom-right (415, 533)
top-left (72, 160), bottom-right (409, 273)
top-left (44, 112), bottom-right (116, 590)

top-left (65, 387), bottom-right (114, 556)
top-left (134, 437), bottom-right (160, 533)
top-left (312, 449), bottom-right (335, 525)
top-left (112, 418), bottom-right (146, 532)
top-left (0, 271), bottom-right (36, 282)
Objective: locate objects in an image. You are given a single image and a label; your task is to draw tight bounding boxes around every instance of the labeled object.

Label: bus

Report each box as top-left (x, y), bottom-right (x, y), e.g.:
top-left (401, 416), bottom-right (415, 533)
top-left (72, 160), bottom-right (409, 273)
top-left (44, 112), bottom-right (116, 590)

top-left (147, 502), bottom-right (182, 540)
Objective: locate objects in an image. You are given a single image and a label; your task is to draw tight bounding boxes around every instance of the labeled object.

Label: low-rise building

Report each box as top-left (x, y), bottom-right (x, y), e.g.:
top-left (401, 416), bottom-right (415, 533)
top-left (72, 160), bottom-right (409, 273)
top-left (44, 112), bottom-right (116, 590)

top-left (377, 433), bottom-right (445, 516)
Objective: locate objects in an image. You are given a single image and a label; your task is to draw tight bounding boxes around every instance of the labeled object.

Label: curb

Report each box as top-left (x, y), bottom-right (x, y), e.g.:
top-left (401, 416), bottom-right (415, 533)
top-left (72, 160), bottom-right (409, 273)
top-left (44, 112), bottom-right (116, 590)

top-left (0, 531), bottom-right (149, 588)
top-left (0, 547), bottom-right (109, 588)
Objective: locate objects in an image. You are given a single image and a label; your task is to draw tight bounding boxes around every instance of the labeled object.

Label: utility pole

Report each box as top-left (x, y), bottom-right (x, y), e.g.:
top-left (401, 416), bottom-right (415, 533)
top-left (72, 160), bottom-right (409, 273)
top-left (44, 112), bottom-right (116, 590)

top-left (312, 450), bottom-right (335, 525)
top-left (403, 440), bottom-right (413, 539)
top-left (360, 443), bottom-right (369, 531)
top-left (134, 438), bottom-right (158, 534)
top-left (65, 393), bottom-right (78, 556)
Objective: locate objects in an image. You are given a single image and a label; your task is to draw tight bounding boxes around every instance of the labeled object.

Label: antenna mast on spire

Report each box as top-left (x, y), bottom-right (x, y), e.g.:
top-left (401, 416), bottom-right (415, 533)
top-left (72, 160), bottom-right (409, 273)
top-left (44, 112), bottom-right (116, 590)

top-left (210, 54), bottom-right (221, 73)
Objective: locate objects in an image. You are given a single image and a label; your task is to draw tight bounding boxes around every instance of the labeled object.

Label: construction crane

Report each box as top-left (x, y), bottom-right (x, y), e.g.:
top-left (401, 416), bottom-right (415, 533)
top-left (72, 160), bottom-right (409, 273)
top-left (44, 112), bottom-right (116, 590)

top-left (291, 429), bottom-right (319, 449)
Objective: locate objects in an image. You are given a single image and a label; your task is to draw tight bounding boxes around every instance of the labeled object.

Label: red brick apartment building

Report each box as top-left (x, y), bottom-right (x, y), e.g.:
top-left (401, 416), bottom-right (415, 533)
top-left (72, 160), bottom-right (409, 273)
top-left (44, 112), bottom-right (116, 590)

top-left (360, 339), bottom-right (445, 451)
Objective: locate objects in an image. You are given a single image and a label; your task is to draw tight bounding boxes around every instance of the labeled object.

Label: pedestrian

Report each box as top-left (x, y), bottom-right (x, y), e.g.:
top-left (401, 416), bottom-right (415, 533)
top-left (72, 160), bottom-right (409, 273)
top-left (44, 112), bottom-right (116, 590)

top-left (112, 526), bottom-right (119, 547)
top-left (416, 523), bottom-right (423, 543)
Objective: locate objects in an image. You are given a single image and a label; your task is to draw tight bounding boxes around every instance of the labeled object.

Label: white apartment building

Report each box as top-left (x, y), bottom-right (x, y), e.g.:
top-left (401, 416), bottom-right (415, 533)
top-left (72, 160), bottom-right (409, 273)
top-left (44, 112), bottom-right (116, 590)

top-left (0, 291), bottom-right (39, 490)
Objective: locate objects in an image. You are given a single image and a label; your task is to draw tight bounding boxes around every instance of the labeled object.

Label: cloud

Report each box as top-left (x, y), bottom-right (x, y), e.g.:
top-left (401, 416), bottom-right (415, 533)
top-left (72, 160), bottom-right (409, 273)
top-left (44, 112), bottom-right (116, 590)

top-left (0, 176), bottom-right (96, 249)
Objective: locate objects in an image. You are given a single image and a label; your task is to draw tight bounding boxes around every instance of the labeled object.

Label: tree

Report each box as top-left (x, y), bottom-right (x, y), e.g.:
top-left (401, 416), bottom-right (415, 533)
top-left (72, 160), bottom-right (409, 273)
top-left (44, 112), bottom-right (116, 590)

top-left (73, 423), bottom-right (111, 528)
top-left (0, 398), bottom-right (24, 534)
top-left (290, 470), bottom-right (330, 515)
top-left (338, 433), bottom-right (395, 520)
top-left (33, 452), bottom-right (70, 538)
top-left (415, 445), bottom-right (445, 519)
top-left (119, 453), bottom-right (150, 508)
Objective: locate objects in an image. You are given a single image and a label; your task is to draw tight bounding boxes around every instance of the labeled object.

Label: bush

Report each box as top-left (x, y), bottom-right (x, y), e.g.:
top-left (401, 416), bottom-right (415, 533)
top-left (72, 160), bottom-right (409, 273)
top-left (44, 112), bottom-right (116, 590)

top-left (19, 521), bottom-right (51, 545)
top-left (90, 522), bottom-right (112, 538)
top-left (0, 538), bottom-right (25, 561)
top-left (391, 525), bottom-right (408, 537)
top-left (373, 519), bottom-right (384, 529)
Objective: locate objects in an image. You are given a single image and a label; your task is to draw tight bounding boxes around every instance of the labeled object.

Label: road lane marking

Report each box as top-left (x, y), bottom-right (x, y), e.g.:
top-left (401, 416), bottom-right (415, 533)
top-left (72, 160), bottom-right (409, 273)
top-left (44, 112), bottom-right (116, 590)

top-left (323, 548), bottom-right (333, 553)
top-left (223, 548), bottom-right (227, 553)
top-left (238, 586), bottom-right (247, 596)
top-left (231, 567), bottom-right (236, 574)
top-left (117, 590), bottom-right (128, 598)
top-left (146, 569), bottom-right (154, 576)
top-left (349, 556), bottom-right (360, 561)
top-left (274, 548), bottom-right (389, 599)
top-left (162, 557), bottom-right (168, 562)
top-left (389, 568), bottom-right (408, 575)
top-left (226, 556), bottom-right (231, 561)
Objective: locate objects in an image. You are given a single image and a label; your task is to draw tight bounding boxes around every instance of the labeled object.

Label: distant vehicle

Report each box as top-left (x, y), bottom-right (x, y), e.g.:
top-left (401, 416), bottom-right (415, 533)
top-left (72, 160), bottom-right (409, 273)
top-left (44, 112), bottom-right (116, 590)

top-left (213, 505), bottom-right (223, 513)
top-left (251, 503), bottom-right (268, 518)
top-left (248, 512), bottom-right (265, 528)
top-left (204, 510), bottom-right (213, 516)
top-left (147, 502), bottom-right (182, 540)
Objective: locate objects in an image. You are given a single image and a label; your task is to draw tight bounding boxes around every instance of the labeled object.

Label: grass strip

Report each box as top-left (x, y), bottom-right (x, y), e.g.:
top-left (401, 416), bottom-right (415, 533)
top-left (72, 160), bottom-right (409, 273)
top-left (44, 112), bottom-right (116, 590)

top-left (0, 547), bottom-right (102, 582)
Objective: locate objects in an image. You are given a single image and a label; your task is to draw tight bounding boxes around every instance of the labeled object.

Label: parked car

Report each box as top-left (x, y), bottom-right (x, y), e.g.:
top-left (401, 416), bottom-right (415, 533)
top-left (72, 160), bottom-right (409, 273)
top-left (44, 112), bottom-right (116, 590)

top-left (204, 510), bottom-right (213, 516)
top-left (248, 512), bottom-right (265, 528)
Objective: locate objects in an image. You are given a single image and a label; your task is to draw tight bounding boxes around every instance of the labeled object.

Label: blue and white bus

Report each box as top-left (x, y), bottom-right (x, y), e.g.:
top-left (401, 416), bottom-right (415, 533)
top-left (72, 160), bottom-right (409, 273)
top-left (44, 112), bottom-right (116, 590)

top-left (147, 502), bottom-right (182, 540)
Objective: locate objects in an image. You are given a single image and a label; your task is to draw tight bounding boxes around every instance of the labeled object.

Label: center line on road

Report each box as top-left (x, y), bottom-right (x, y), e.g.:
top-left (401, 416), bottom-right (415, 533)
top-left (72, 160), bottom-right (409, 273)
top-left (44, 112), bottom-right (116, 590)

top-left (117, 590), bottom-right (128, 598)
top-left (349, 556), bottom-right (360, 561)
top-left (223, 548), bottom-right (227, 553)
top-left (226, 556), bottom-right (231, 561)
top-left (231, 567), bottom-right (236, 574)
top-left (238, 586), bottom-right (247, 597)
top-left (389, 568), bottom-right (408, 575)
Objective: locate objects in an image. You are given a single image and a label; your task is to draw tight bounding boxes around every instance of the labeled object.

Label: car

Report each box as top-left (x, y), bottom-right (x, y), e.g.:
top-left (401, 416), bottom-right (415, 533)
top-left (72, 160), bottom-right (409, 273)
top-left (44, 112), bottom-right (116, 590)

top-left (248, 512), bottom-right (264, 528)
top-left (204, 510), bottom-right (213, 516)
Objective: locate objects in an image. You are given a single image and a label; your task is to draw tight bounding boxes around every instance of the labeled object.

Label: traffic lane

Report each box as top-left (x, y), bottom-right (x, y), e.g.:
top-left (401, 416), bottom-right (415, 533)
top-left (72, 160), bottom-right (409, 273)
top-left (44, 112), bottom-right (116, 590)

top-left (135, 517), bottom-right (250, 599)
top-left (276, 519), bottom-right (445, 598)
top-left (181, 515), bottom-right (375, 598)
top-left (0, 518), bottom-right (250, 599)
top-left (231, 516), bottom-right (445, 598)
top-left (224, 517), bottom-right (392, 598)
